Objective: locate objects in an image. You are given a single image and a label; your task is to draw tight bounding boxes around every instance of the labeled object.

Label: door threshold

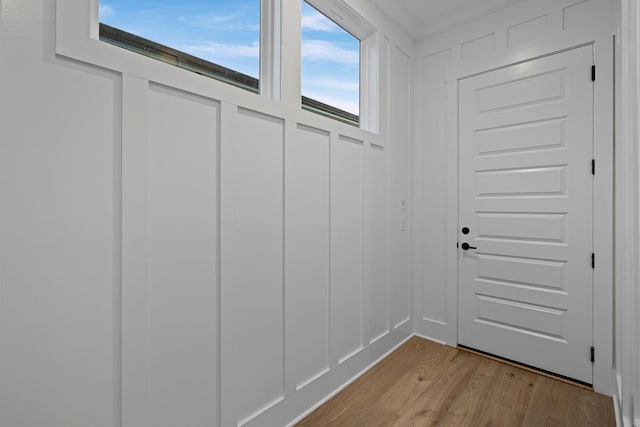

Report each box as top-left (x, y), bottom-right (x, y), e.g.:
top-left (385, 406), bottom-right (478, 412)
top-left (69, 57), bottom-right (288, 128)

top-left (457, 345), bottom-right (593, 391)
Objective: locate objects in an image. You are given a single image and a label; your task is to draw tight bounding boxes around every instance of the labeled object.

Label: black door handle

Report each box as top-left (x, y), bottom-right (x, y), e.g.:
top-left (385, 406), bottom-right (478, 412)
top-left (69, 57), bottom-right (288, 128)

top-left (461, 242), bottom-right (477, 250)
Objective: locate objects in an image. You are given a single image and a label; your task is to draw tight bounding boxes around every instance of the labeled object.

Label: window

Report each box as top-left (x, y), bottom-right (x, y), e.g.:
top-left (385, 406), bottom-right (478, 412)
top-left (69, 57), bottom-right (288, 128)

top-left (301, 1), bottom-right (360, 126)
top-left (98, 0), bottom-right (261, 93)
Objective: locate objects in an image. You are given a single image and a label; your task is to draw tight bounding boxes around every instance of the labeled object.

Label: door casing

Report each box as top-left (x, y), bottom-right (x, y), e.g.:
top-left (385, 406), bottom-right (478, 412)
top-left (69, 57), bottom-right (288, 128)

top-left (444, 34), bottom-right (614, 394)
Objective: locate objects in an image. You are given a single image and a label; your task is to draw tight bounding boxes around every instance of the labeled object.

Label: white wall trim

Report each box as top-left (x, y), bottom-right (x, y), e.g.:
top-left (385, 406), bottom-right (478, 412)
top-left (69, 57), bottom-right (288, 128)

top-left (413, 332), bottom-right (448, 347)
top-left (445, 69), bottom-right (460, 348)
top-left (414, 0), bottom-right (526, 43)
top-left (445, 33), bottom-right (615, 395)
top-left (285, 332), bottom-right (413, 427)
top-left (615, 0), bottom-right (640, 422)
top-left (592, 35), bottom-right (615, 397)
top-left (613, 374), bottom-right (625, 427)
top-left (120, 74), bottom-right (151, 427)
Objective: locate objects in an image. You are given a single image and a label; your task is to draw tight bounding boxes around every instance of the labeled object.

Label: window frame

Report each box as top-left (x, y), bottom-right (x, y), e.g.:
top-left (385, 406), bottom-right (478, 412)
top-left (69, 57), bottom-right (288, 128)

top-left (98, 23), bottom-right (261, 94)
top-left (57, 0), bottom-right (278, 103)
top-left (302, 0), bottom-right (377, 129)
top-left (301, 0), bottom-right (362, 126)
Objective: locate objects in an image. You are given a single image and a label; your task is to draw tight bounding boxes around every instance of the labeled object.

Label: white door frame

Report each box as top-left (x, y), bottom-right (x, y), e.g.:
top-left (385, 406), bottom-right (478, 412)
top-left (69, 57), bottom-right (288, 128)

top-left (444, 34), bottom-right (614, 395)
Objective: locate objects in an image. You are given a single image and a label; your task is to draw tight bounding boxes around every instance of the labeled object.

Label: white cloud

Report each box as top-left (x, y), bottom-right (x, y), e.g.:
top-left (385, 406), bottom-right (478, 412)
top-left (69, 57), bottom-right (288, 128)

top-left (302, 40), bottom-right (359, 65)
top-left (99, 4), bottom-right (116, 20)
top-left (301, 11), bottom-right (340, 33)
top-left (305, 77), bottom-right (359, 92)
top-left (177, 12), bottom-right (255, 30)
top-left (181, 41), bottom-right (260, 59)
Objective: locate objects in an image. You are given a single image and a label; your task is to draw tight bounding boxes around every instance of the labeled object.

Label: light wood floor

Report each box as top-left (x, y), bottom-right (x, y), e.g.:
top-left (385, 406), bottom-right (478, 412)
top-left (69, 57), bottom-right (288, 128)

top-left (297, 337), bottom-right (615, 426)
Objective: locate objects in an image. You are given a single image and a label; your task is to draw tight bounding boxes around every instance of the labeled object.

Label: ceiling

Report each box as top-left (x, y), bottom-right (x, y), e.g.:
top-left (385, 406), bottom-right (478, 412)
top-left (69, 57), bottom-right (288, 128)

top-left (371, 0), bottom-right (524, 41)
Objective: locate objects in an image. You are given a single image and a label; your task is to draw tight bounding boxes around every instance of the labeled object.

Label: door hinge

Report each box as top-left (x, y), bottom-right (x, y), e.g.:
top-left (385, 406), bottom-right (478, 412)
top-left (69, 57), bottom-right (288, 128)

top-left (591, 346), bottom-right (595, 363)
top-left (591, 253), bottom-right (595, 269)
top-left (591, 65), bottom-right (596, 81)
top-left (592, 159), bottom-right (595, 175)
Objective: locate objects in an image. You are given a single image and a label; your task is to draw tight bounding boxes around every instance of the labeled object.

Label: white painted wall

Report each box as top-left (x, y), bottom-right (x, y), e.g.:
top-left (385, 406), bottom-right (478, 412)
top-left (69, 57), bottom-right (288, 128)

top-left (412, 0), bottom-right (616, 392)
top-left (615, 1), bottom-right (640, 424)
top-left (0, 0), bottom-right (413, 426)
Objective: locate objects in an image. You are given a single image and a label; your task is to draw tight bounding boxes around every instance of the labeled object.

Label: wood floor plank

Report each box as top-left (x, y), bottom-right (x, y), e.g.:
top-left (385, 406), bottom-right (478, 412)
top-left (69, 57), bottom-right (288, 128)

top-left (297, 337), bottom-right (616, 427)
top-left (522, 376), bottom-right (571, 426)
top-left (565, 387), bottom-right (616, 426)
top-left (298, 337), bottom-right (433, 426)
top-left (343, 403), bottom-right (400, 427)
top-left (436, 357), bottom-right (502, 425)
top-left (390, 351), bottom-right (484, 426)
top-left (378, 342), bottom-right (459, 414)
top-left (472, 362), bottom-right (539, 426)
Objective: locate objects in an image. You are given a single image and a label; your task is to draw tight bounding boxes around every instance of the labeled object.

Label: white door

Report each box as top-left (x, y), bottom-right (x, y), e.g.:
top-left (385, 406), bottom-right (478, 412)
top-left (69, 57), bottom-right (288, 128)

top-left (458, 45), bottom-right (594, 384)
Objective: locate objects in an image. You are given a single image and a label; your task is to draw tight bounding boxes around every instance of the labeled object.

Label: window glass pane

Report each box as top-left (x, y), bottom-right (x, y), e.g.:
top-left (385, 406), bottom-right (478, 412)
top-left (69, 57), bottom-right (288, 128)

top-left (99, 0), bottom-right (260, 89)
top-left (301, 1), bottom-right (360, 124)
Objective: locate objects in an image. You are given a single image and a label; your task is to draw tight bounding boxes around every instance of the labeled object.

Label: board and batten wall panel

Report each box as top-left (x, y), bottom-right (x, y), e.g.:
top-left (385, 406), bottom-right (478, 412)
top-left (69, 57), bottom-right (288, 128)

top-left (461, 33), bottom-right (496, 62)
top-left (3, 1), bottom-right (415, 426)
top-left (414, 48), bottom-right (451, 342)
top-left (0, 3), bottom-right (119, 421)
top-left (364, 144), bottom-right (389, 344)
top-left (616, 0), bottom-right (640, 423)
top-left (221, 107), bottom-right (285, 427)
top-left (331, 135), bottom-right (365, 364)
top-left (507, 14), bottom-right (549, 48)
top-left (388, 43), bottom-right (412, 330)
top-left (285, 123), bottom-right (331, 392)
top-left (221, 113), bottom-right (410, 426)
top-left (146, 84), bottom-right (219, 427)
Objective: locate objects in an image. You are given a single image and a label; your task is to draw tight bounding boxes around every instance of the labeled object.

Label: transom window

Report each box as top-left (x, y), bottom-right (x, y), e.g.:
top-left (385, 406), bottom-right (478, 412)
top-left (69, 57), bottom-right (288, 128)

top-left (99, 0), bottom-right (261, 92)
top-left (97, 0), bottom-right (371, 128)
top-left (301, 1), bottom-right (360, 125)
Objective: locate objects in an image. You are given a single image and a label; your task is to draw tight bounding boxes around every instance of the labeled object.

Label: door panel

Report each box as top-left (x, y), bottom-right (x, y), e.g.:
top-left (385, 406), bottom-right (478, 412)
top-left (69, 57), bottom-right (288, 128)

top-left (458, 45), bottom-right (594, 383)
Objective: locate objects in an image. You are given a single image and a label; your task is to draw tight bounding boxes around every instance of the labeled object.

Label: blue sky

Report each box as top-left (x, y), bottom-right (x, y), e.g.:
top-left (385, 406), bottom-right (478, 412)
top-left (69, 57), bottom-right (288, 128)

top-left (301, 2), bottom-right (360, 115)
top-left (100, 1), bottom-right (360, 115)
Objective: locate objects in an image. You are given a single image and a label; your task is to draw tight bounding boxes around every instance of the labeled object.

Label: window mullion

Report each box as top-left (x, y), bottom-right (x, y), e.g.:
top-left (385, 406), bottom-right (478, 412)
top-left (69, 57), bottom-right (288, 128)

top-left (360, 33), bottom-right (381, 133)
top-left (261, 0), bottom-right (282, 100)
top-left (280, 0), bottom-right (303, 106)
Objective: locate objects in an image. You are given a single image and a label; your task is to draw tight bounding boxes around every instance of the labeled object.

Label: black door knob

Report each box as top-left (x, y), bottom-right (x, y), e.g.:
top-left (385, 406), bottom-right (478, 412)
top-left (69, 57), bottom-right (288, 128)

top-left (461, 242), bottom-right (477, 250)
top-left (462, 227), bottom-right (470, 234)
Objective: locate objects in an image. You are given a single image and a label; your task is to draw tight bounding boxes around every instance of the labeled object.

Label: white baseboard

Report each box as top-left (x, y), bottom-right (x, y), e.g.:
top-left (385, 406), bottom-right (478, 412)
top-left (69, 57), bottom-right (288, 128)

top-left (285, 333), bottom-right (414, 427)
top-left (412, 331), bottom-right (448, 346)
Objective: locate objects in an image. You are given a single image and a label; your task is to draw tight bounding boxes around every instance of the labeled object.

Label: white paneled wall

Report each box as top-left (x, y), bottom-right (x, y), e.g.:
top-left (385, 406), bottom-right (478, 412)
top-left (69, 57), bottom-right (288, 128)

top-left (412, 0), bottom-right (615, 390)
top-left (146, 84), bottom-right (220, 427)
top-left (414, 48), bottom-right (449, 333)
top-left (121, 81), bottom-right (406, 426)
top-left (222, 106), bottom-right (286, 426)
top-left (364, 144), bottom-right (388, 344)
top-left (616, 1), bottom-right (640, 424)
top-left (0, 1), bottom-right (414, 426)
top-left (388, 43), bottom-right (412, 331)
top-left (0, 16), bottom-right (120, 427)
top-left (331, 135), bottom-right (366, 364)
top-left (285, 124), bottom-right (331, 392)
top-left (121, 78), bottom-right (223, 427)
top-left (217, 102), bottom-right (405, 425)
